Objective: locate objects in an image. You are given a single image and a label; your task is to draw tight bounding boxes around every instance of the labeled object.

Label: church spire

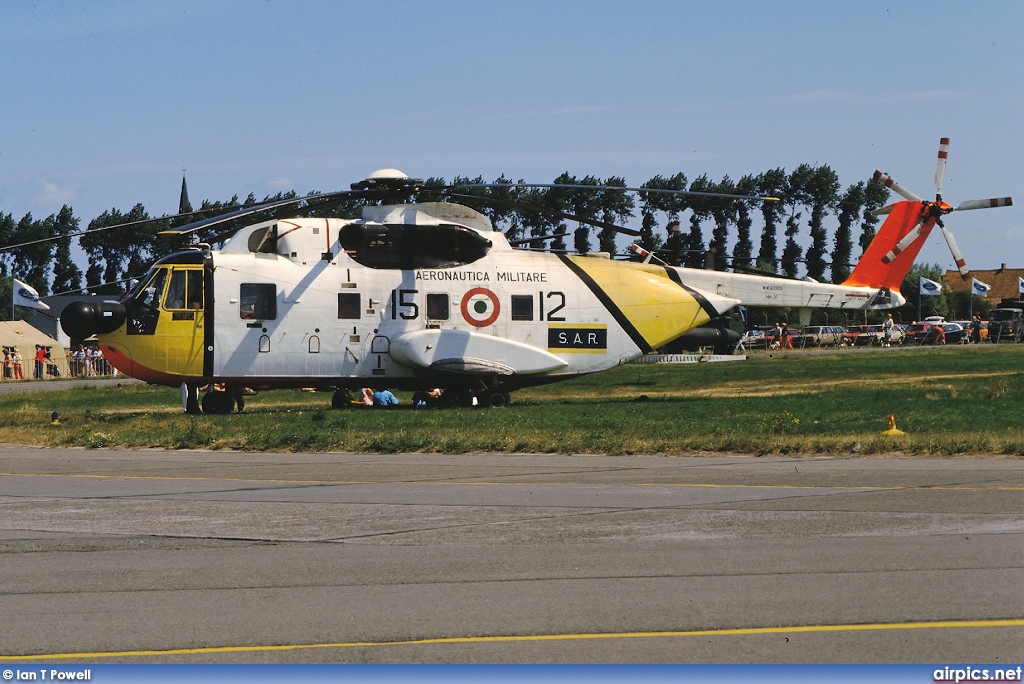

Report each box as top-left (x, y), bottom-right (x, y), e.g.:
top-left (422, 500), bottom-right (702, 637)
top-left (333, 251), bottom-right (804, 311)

top-left (179, 169), bottom-right (192, 214)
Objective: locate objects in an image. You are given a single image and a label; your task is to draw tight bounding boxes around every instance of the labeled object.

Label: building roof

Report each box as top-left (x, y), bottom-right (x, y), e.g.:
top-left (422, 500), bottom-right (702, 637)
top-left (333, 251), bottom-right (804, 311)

top-left (943, 264), bottom-right (1024, 302)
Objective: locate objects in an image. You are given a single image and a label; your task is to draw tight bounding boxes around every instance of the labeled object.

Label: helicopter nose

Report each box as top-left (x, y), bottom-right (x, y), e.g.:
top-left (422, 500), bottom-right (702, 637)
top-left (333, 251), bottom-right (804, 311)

top-left (60, 301), bottom-right (127, 339)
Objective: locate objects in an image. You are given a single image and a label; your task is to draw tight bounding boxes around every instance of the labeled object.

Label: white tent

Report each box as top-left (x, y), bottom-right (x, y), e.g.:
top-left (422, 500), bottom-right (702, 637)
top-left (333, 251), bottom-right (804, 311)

top-left (0, 320), bottom-right (68, 379)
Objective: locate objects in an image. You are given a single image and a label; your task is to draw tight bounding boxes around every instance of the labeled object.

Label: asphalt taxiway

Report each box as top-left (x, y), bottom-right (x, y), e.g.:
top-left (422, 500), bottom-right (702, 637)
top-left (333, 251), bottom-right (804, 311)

top-left (0, 447), bottom-right (1021, 663)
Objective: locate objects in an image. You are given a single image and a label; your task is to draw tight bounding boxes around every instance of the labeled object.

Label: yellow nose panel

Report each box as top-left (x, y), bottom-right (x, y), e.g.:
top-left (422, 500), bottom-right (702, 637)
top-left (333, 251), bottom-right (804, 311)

top-left (563, 256), bottom-right (714, 352)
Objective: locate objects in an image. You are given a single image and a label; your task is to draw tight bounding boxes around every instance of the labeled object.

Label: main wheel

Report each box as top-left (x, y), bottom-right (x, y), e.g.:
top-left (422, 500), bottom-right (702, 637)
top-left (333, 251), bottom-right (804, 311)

top-left (201, 391), bottom-right (234, 415)
top-left (485, 391), bottom-right (507, 408)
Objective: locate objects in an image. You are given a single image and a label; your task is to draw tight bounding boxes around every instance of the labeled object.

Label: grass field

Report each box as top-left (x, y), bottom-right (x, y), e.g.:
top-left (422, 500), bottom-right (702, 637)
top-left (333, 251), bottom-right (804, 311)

top-left (3, 345), bottom-right (1024, 456)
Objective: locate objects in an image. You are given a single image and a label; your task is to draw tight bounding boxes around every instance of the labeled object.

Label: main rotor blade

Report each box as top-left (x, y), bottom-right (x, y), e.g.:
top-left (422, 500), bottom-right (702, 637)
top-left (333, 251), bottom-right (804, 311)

top-left (938, 224), bottom-right (971, 280)
top-left (871, 203), bottom-right (897, 216)
top-left (448, 182), bottom-right (780, 202)
top-left (934, 137), bottom-right (949, 200)
top-left (873, 171), bottom-right (923, 202)
top-left (159, 189), bottom-right (373, 236)
top-left (445, 192), bottom-right (642, 237)
top-left (508, 233), bottom-right (568, 246)
top-left (954, 197), bottom-right (1013, 211)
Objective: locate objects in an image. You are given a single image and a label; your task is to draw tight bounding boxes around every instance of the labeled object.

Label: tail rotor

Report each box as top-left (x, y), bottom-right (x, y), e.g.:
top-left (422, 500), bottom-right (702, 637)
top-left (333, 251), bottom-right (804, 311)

top-left (873, 137), bottom-right (1012, 281)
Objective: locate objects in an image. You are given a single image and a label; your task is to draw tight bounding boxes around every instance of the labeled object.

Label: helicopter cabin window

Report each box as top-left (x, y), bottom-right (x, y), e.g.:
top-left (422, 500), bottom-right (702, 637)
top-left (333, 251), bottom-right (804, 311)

top-left (338, 292), bottom-right (361, 319)
top-left (247, 224), bottom-right (278, 254)
top-left (239, 283), bottom-right (277, 320)
top-left (426, 293), bottom-right (449, 321)
top-left (511, 295), bottom-right (533, 321)
top-left (165, 269), bottom-right (203, 310)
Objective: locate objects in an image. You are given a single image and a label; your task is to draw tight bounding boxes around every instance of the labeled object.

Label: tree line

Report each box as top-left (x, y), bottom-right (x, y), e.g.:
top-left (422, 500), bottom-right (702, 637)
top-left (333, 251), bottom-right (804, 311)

top-left (1, 164), bottom-right (903, 315)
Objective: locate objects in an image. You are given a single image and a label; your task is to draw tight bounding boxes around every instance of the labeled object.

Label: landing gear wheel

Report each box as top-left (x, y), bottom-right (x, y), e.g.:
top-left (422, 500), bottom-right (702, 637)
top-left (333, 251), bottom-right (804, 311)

top-left (331, 389), bottom-right (352, 409)
top-left (485, 391), bottom-right (507, 408)
top-left (201, 390), bottom-right (234, 415)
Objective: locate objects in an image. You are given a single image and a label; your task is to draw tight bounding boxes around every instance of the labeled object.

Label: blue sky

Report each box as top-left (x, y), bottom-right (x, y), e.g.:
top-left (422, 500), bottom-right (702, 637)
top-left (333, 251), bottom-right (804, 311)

top-left (1, 0), bottom-right (1021, 273)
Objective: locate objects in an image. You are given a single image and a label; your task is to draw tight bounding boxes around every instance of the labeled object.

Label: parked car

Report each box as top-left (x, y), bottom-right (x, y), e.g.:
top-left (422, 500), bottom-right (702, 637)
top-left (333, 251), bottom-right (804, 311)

top-left (792, 325), bottom-right (846, 348)
top-left (843, 324), bottom-right (883, 346)
top-left (740, 329), bottom-right (768, 350)
top-left (911, 322), bottom-right (965, 345)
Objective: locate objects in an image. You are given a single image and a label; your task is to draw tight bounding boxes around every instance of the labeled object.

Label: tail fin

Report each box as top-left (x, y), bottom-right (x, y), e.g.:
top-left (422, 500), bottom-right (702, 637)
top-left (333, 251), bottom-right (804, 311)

top-left (843, 200), bottom-right (934, 290)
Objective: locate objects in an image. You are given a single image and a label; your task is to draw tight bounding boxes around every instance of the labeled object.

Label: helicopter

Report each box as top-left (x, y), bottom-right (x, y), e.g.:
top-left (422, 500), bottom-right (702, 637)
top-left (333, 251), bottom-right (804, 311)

top-left (57, 146), bottom-right (1009, 414)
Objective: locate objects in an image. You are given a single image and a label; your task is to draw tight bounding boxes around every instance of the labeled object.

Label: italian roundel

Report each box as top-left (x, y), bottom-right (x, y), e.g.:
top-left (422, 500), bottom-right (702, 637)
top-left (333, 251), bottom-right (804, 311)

top-left (461, 287), bottom-right (500, 327)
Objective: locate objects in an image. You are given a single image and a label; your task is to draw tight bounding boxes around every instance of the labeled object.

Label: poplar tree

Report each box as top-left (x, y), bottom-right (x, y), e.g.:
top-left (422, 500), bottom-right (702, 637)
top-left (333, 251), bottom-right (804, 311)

top-left (831, 182), bottom-right (865, 283)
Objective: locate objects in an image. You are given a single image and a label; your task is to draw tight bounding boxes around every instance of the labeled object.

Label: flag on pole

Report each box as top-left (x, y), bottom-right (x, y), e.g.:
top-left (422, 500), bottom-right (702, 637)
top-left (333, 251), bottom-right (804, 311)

top-left (12, 278), bottom-right (50, 310)
top-left (1018, 276), bottom-right (1024, 295)
top-left (971, 277), bottom-right (991, 297)
top-left (919, 277), bottom-right (942, 296)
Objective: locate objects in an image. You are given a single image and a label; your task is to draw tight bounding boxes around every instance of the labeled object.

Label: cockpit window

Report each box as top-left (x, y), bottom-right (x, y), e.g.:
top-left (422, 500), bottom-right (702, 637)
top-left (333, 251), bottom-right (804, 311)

top-left (123, 268), bottom-right (156, 302)
top-left (125, 268), bottom-right (168, 335)
top-left (136, 269), bottom-right (167, 310)
top-left (165, 269), bottom-right (204, 310)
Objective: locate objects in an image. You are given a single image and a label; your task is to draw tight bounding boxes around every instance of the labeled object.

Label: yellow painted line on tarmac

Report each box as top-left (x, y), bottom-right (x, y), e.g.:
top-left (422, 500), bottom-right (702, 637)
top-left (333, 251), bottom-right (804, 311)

top-left (2, 618), bottom-right (1023, 661)
top-left (0, 471), bottom-right (1022, 492)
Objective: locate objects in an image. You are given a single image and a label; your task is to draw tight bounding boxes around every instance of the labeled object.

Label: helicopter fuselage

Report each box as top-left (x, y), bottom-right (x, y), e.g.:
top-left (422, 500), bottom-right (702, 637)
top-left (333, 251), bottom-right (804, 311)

top-left (63, 201), bottom-right (902, 407)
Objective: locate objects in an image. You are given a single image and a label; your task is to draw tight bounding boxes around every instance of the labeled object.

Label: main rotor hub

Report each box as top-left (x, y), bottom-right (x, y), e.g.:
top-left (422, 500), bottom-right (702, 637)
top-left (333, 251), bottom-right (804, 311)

top-left (350, 169), bottom-right (423, 195)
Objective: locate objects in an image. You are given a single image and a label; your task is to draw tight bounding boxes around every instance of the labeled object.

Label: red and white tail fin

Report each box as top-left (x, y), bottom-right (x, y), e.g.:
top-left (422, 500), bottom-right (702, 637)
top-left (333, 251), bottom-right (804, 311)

top-left (849, 139), bottom-right (1013, 290)
top-left (843, 200), bottom-right (934, 290)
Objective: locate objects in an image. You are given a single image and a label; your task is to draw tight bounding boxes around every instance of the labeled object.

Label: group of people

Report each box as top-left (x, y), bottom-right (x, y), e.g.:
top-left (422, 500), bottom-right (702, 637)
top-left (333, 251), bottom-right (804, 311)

top-left (347, 387), bottom-right (445, 408)
top-left (2, 345), bottom-right (55, 380)
top-left (2, 344), bottom-right (117, 381)
top-left (769, 322), bottom-right (793, 350)
top-left (2, 348), bottom-right (25, 380)
top-left (69, 344), bottom-right (112, 377)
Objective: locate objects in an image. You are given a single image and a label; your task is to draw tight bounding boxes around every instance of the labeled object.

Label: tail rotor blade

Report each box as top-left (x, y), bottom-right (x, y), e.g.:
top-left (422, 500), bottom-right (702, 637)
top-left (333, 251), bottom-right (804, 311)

top-left (954, 197), bottom-right (1013, 211)
top-left (880, 217), bottom-right (927, 264)
top-left (939, 224), bottom-right (971, 280)
top-left (934, 137), bottom-right (949, 200)
top-left (873, 171), bottom-right (923, 202)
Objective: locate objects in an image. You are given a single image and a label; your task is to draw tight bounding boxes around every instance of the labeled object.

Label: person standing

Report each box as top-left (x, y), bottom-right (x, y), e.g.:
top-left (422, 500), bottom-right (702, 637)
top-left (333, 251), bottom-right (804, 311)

top-left (2, 349), bottom-right (11, 380)
top-left (969, 316), bottom-right (982, 344)
top-left (34, 345), bottom-right (46, 379)
top-left (883, 314), bottom-right (895, 347)
top-left (780, 322), bottom-right (793, 350)
top-left (13, 348), bottom-right (24, 380)
top-left (771, 322), bottom-right (783, 350)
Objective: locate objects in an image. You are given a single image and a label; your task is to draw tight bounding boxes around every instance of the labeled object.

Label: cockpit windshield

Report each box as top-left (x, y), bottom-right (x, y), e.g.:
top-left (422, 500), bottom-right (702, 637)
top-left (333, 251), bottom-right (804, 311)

top-left (123, 268), bottom-right (157, 302)
top-left (125, 268), bottom-right (168, 336)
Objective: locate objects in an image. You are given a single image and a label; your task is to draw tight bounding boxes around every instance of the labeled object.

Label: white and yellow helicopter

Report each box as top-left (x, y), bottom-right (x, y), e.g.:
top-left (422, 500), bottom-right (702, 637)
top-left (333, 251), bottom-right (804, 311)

top-left (59, 145), bottom-right (1010, 413)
